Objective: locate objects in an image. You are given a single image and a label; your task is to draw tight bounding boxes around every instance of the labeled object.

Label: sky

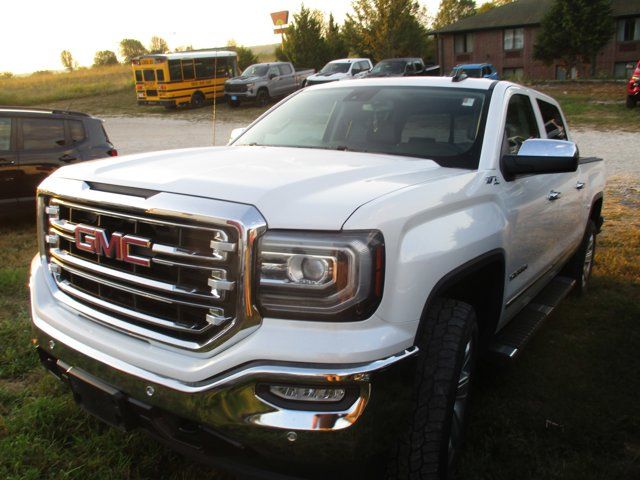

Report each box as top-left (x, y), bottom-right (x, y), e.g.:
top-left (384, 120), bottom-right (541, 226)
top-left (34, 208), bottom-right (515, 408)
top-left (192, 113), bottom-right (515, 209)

top-left (0, 0), bottom-right (473, 74)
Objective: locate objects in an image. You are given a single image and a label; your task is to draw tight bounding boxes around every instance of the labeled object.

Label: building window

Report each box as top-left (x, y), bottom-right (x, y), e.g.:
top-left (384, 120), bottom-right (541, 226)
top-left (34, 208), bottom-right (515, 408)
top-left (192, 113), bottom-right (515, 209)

top-left (504, 28), bottom-right (524, 50)
top-left (503, 67), bottom-right (524, 80)
top-left (454, 33), bottom-right (474, 54)
top-left (614, 61), bottom-right (637, 79)
top-left (555, 65), bottom-right (577, 80)
top-left (617, 17), bottom-right (640, 42)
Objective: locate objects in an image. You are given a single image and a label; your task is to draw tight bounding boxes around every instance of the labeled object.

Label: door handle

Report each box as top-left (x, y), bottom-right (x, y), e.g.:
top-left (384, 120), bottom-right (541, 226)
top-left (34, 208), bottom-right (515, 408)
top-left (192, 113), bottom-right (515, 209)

top-left (575, 181), bottom-right (585, 190)
top-left (59, 154), bottom-right (77, 163)
top-left (548, 190), bottom-right (562, 201)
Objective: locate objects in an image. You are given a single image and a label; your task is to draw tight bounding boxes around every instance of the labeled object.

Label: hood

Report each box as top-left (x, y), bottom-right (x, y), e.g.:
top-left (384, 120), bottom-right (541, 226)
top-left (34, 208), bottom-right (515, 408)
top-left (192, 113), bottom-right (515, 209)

top-left (53, 146), bottom-right (463, 230)
top-left (226, 75), bottom-right (262, 84)
top-left (308, 72), bottom-right (350, 81)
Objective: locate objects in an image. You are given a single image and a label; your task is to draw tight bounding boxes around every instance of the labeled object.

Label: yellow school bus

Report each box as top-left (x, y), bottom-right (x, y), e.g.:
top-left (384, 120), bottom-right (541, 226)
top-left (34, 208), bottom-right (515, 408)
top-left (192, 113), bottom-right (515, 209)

top-left (132, 50), bottom-right (238, 109)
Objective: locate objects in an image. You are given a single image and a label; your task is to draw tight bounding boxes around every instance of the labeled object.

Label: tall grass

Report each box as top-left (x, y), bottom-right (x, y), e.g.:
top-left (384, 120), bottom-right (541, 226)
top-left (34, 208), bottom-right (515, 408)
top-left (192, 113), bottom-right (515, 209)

top-left (0, 64), bottom-right (133, 106)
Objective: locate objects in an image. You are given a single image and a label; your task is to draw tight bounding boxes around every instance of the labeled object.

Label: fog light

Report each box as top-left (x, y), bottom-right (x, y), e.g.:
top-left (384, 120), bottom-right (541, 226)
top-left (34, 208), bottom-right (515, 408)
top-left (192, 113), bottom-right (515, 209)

top-left (269, 385), bottom-right (346, 403)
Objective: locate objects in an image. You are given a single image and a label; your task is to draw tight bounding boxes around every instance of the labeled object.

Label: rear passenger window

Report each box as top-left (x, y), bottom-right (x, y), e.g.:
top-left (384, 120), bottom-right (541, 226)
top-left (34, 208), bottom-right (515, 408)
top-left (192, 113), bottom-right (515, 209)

top-left (537, 99), bottom-right (567, 140)
top-left (182, 60), bottom-right (195, 80)
top-left (278, 64), bottom-right (293, 76)
top-left (68, 120), bottom-right (86, 144)
top-left (0, 118), bottom-right (11, 150)
top-left (502, 94), bottom-right (540, 155)
top-left (22, 118), bottom-right (66, 150)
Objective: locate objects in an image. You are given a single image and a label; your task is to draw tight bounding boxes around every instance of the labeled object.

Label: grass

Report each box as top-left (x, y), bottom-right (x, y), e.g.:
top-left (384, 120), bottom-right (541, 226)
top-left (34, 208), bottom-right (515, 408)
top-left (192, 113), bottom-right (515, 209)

top-left (534, 82), bottom-right (638, 132)
top-left (0, 178), bottom-right (638, 479)
top-left (0, 65), bottom-right (133, 107)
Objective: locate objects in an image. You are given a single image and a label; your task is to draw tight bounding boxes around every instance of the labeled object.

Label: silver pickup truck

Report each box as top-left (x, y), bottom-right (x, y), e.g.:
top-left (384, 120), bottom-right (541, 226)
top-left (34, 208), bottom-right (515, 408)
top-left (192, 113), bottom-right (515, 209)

top-left (224, 62), bottom-right (315, 107)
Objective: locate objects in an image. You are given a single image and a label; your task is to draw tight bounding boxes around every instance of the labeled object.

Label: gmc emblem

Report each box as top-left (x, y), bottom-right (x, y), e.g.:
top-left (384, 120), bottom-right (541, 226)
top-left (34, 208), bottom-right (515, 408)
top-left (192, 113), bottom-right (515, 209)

top-left (74, 224), bottom-right (152, 267)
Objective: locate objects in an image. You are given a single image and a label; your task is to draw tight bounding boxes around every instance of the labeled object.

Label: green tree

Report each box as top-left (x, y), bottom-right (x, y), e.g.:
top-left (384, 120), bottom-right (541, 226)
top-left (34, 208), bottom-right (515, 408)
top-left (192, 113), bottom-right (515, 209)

top-left (343, 0), bottom-right (429, 62)
top-left (433, 0), bottom-right (476, 29)
top-left (0, 72), bottom-right (14, 79)
top-left (149, 36), bottom-right (169, 54)
top-left (476, 0), bottom-right (515, 14)
top-left (534, 0), bottom-right (614, 77)
top-left (93, 50), bottom-right (119, 67)
top-left (174, 45), bottom-right (194, 52)
top-left (325, 13), bottom-right (349, 60)
top-left (60, 50), bottom-right (75, 71)
top-left (119, 38), bottom-right (147, 63)
top-left (275, 44), bottom-right (288, 62)
top-left (227, 41), bottom-right (259, 71)
top-left (282, 5), bottom-right (328, 70)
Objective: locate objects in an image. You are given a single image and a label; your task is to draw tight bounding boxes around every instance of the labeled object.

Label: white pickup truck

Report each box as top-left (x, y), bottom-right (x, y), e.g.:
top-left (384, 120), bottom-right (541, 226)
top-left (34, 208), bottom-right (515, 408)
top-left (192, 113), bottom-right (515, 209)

top-left (31, 77), bottom-right (605, 479)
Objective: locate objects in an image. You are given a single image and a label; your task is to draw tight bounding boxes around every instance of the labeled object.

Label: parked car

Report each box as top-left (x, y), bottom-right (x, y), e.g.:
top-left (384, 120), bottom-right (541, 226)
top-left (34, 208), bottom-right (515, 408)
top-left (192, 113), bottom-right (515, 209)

top-left (305, 58), bottom-right (372, 86)
top-left (626, 60), bottom-right (640, 108)
top-left (450, 63), bottom-right (499, 80)
top-left (365, 57), bottom-right (427, 77)
top-left (31, 77), bottom-right (604, 479)
top-left (224, 62), bottom-right (315, 107)
top-left (0, 107), bottom-right (115, 215)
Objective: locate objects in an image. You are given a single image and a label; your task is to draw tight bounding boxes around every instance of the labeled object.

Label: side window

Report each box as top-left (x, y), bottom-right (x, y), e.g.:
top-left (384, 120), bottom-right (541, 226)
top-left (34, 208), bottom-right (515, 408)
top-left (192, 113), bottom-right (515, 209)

top-left (414, 61), bottom-right (423, 72)
top-left (278, 64), bottom-right (293, 76)
top-left (0, 118), bottom-right (11, 151)
top-left (361, 61), bottom-right (371, 71)
top-left (406, 63), bottom-right (415, 73)
top-left (536, 99), bottom-right (567, 140)
top-left (182, 60), bottom-right (195, 80)
top-left (351, 63), bottom-right (360, 74)
top-left (268, 66), bottom-right (279, 78)
top-left (22, 118), bottom-right (66, 150)
top-left (156, 69), bottom-right (165, 81)
top-left (68, 120), bottom-right (86, 144)
top-left (168, 60), bottom-right (182, 81)
top-left (502, 94), bottom-right (540, 155)
top-left (194, 59), bottom-right (208, 78)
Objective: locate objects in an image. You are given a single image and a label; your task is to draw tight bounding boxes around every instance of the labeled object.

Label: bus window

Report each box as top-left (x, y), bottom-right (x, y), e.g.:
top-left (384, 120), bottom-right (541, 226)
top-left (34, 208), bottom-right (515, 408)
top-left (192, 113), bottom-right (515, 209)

top-left (143, 69), bottom-right (155, 81)
top-left (135, 70), bottom-right (143, 82)
top-left (156, 69), bottom-right (165, 82)
top-left (169, 60), bottom-right (182, 81)
top-left (217, 58), bottom-right (230, 77)
top-left (182, 60), bottom-right (195, 80)
top-left (195, 59), bottom-right (209, 78)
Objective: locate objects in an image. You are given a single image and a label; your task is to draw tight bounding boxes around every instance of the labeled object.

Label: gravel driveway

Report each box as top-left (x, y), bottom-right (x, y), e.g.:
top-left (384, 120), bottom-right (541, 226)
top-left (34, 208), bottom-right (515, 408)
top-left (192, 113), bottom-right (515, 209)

top-left (103, 116), bottom-right (639, 180)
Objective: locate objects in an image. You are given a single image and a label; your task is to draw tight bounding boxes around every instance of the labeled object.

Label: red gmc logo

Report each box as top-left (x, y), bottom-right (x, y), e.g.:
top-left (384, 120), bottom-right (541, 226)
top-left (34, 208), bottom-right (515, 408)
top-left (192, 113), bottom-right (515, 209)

top-left (74, 224), bottom-right (152, 267)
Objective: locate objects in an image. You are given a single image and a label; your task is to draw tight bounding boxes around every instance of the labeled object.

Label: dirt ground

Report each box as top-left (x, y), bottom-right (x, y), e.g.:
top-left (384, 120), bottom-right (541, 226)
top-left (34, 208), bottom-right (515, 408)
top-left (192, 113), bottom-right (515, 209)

top-left (103, 114), bottom-right (639, 182)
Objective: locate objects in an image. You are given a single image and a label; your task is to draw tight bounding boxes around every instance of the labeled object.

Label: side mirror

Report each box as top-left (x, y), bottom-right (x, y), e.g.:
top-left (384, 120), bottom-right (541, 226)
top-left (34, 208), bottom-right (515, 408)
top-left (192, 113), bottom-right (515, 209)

top-left (502, 139), bottom-right (579, 180)
top-left (228, 127), bottom-right (246, 144)
top-left (269, 73), bottom-right (277, 80)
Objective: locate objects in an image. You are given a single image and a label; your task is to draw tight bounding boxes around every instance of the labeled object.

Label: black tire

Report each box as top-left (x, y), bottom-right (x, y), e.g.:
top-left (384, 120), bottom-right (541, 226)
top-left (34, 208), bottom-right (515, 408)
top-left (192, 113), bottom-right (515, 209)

top-left (190, 91), bottom-right (205, 108)
top-left (626, 95), bottom-right (637, 109)
top-left (227, 98), bottom-right (240, 108)
top-left (387, 299), bottom-right (479, 480)
top-left (562, 220), bottom-right (596, 296)
top-left (256, 88), bottom-right (269, 107)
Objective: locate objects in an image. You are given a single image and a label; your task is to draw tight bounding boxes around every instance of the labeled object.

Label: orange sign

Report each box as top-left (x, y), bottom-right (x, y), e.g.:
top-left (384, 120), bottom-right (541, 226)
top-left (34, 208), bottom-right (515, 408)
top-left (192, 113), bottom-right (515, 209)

top-left (274, 27), bottom-right (289, 35)
top-left (270, 11), bottom-right (289, 26)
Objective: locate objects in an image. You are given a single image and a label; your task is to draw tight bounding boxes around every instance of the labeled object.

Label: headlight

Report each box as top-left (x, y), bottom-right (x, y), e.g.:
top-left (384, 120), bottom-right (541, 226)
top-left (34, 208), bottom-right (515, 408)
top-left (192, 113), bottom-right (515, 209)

top-left (246, 82), bottom-right (254, 89)
top-left (256, 230), bottom-right (384, 321)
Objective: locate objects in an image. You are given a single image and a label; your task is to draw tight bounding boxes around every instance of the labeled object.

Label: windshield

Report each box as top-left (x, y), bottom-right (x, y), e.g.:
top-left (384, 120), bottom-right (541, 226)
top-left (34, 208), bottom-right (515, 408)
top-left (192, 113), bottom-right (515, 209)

top-left (242, 65), bottom-right (268, 77)
top-left (320, 62), bottom-right (350, 74)
top-left (234, 86), bottom-right (489, 169)
top-left (451, 67), bottom-right (482, 78)
top-left (370, 61), bottom-right (406, 75)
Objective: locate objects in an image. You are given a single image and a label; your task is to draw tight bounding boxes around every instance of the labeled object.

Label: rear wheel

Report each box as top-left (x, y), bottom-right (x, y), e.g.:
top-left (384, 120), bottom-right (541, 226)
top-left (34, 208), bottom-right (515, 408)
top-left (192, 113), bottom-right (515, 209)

top-left (387, 299), bottom-right (478, 480)
top-left (562, 220), bottom-right (597, 296)
top-left (256, 88), bottom-right (269, 107)
top-left (627, 95), bottom-right (637, 109)
top-left (190, 91), bottom-right (205, 108)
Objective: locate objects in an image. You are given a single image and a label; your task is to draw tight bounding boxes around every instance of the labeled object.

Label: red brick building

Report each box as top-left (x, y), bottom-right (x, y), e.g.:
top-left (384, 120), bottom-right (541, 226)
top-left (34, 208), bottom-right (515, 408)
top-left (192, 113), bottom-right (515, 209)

top-left (433, 0), bottom-right (640, 80)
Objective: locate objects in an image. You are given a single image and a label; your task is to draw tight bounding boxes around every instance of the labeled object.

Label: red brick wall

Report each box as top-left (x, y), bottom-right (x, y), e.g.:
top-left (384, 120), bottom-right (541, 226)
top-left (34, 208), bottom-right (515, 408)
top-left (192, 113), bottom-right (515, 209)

top-left (437, 26), bottom-right (640, 79)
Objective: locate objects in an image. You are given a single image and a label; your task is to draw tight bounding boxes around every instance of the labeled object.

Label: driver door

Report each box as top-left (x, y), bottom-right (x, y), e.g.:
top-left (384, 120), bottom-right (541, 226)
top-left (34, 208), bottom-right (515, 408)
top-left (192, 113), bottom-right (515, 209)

top-left (498, 92), bottom-right (569, 322)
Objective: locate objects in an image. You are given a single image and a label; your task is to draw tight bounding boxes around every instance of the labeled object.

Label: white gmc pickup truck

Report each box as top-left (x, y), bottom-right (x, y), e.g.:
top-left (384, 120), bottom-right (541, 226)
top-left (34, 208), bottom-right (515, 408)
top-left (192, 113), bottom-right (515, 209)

top-left (30, 77), bottom-right (605, 479)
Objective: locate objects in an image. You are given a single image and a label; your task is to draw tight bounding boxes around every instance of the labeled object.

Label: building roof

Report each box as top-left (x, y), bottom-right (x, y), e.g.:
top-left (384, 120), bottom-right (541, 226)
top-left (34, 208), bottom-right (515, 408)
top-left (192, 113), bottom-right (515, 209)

top-left (433, 0), bottom-right (640, 34)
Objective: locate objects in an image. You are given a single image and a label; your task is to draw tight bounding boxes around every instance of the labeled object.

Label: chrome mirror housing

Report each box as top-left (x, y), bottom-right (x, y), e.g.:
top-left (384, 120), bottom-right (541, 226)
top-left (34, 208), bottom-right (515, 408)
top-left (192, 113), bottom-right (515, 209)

top-left (517, 138), bottom-right (578, 158)
top-left (502, 139), bottom-right (579, 180)
top-left (228, 127), bottom-right (246, 145)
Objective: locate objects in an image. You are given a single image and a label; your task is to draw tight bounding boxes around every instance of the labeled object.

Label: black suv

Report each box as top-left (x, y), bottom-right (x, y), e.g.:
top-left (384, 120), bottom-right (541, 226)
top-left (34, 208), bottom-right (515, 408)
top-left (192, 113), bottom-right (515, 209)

top-left (0, 107), bottom-right (116, 215)
top-left (365, 57), bottom-right (428, 77)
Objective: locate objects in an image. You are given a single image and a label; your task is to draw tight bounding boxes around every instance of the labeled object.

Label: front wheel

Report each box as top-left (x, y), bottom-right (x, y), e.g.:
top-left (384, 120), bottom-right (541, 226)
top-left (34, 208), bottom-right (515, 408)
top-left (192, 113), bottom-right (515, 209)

top-left (387, 299), bottom-right (478, 480)
top-left (627, 95), bottom-right (637, 109)
top-left (255, 89), bottom-right (269, 107)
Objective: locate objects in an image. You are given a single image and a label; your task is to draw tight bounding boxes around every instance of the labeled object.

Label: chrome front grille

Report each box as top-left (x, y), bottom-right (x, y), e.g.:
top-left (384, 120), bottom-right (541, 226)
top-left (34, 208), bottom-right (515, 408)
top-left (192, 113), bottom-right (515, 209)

top-left (40, 191), bottom-right (265, 353)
